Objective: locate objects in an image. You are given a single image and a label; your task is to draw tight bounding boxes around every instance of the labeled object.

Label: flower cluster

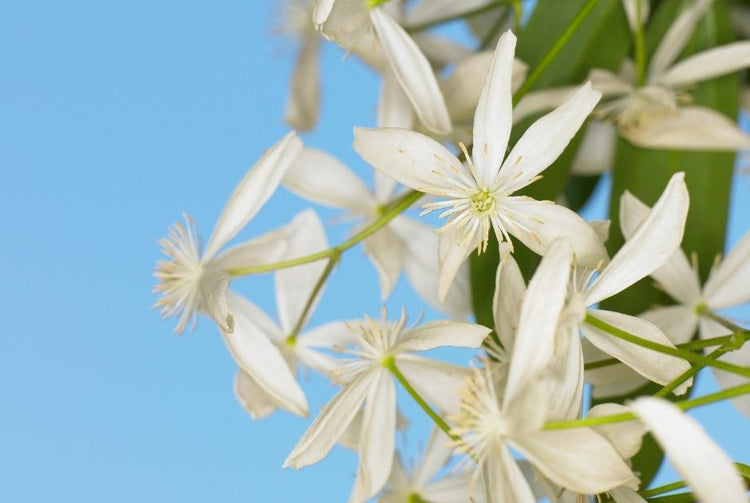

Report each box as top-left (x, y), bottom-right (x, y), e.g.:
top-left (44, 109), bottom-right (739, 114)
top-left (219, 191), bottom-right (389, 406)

top-left (154, 0), bottom-right (750, 501)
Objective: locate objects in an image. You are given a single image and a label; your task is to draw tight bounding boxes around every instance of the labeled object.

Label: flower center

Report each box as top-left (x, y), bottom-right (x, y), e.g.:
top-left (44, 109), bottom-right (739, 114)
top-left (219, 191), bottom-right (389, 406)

top-left (471, 190), bottom-right (496, 215)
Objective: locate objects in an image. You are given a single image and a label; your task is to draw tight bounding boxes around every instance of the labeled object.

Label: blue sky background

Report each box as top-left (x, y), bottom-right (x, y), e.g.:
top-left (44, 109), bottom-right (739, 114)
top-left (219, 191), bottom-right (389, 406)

top-left (1, 1), bottom-right (748, 501)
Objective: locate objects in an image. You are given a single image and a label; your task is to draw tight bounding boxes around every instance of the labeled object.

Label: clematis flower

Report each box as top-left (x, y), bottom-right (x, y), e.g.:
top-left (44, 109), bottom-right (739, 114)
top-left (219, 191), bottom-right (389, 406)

top-left (232, 210), bottom-right (358, 419)
top-left (617, 191), bottom-right (750, 415)
top-left (153, 131), bottom-right (302, 333)
top-left (283, 309), bottom-right (491, 503)
top-left (354, 30), bottom-right (607, 299)
top-left (283, 147), bottom-right (471, 317)
top-left (378, 428), bottom-right (474, 503)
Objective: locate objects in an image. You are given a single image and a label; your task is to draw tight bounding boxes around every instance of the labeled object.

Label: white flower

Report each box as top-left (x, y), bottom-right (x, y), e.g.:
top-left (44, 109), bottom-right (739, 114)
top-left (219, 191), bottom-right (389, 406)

top-left (619, 191), bottom-right (750, 415)
top-left (630, 397), bottom-right (747, 503)
top-left (153, 131), bottom-right (302, 333)
top-left (232, 210), bottom-right (358, 419)
top-left (283, 309), bottom-right (491, 503)
top-left (354, 30), bottom-right (607, 300)
top-left (283, 147), bottom-right (471, 317)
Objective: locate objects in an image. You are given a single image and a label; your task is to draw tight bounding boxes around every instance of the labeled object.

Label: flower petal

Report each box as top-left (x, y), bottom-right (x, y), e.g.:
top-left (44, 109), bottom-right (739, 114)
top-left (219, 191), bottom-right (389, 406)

top-left (641, 305), bottom-right (698, 345)
top-left (370, 8), bottom-right (451, 135)
top-left (586, 173), bottom-right (689, 306)
top-left (284, 147), bottom-right (376, 213)
top-left (285, 34), bottom-right (321, 131)
top-left (587, 403), bottom-right (647, 459)
top-left (284, 371), bottom-right (375, 469)
top-left (276, 210), bottom-right (330, 333)
top-left (396, 320), bottom-right (491, 353)
top-left (631, 397), bottom-right (747, 503)
top-left (582, 309), bottom-right (692, 392)
top-left (204, 131), bottom-right (302, 259)
top-left (378, 68), bottom-right (415, 129)
top-left (472, 30), bottom-right (516, 185)
top-left (658, 41), bottom-right (750, 88)
top-left (703, 230), bottom-right (750, 309)
top-left (622, 106), bottom-right (750, 151)
top-left (363, 226), bottom-right (404, 300)
top-left (482, 444), bottom-right (537, 503)
top-left (397, 355), bottom-right (472, 414)
top-left (492, 253), bottom-right (526, 352)
top-left (234, 370), bottom-right (278, 420)
top-left (512, 86), bottom-right (578, 124)
top-left (502, 197), bottom-right (608, 268)
top-left (498, 82), bottom-right (601, 194)
top-left (570, 120), bottom-right (617, 175)
top-left (353, 127), bottom-right (468, 194)
top-left (699, 318), bottom-right (750, 419)
top-left (437, 223), bottom-right (484, 302)
top-left (621, 0), bottom-right (649, 33)
top-left (412, 428), bottom-right (454, 489)
top-left (543, 328), bottom-right (585, 421)
top-left (212, 225), bottom-right (289, 271)
top-left (223, 292), bottom-right (308, 417)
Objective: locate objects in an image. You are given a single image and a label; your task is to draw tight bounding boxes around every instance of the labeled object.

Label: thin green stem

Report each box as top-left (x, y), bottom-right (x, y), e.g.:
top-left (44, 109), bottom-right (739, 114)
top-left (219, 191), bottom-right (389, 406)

top-left (654, 345), bottom-right (727, 397)
top-left (512, 0), bottom-right (599, 104)
top-left (697, 304), bottom-right (748, 334)
top-left (584, 314), bottom-right (750, 378)
top-left (405, 0), bottom-right (510, 33)
top-left (228, 190), bottom-right (422, 277)
top-left (544, 383), bottom-right (750, 430)
top-left (634, 0), bottom-right (647, 85)
top-left (383, 356), bottom-right (461, 442)
top-left (286, 253), bottom-right (340, 344)
top-left (368, 0), bottom-right (393, 7)
top-left (639, 480), bottom-right (688, 498)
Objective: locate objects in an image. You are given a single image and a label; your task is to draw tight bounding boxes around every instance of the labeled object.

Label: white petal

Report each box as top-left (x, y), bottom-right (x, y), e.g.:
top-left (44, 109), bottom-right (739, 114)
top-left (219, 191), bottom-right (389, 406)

top-left (504, 240), bottom-right (573, 404)
top-left (283, 147), bottom-right (376, 213)
top-left (647, 0), bottom-right (713, 81)
top-left (472, 30), bottom-right (516, 185)
top-left (397, 355), bottom-right (472, 414)
top-left (610, 487), bottom-right (648, 503)
top-left (350, 369), bottom-right (396, 503)
top-left (234, 370), bottom-right (278, 420)
top-left (300, 320), bottom-right (359, 347)
top-left (704, 230), bottom-right (750, 309)
top-left (513, 428), bottom-right (637, 495)
top-left (285, 35), bottom-right (320, 131)
top-left (284, 371), bottom-right (375, 469)
top-left (587, 403), bottom-right (647, 459)
top-left (437, 223), bottom-right (484, 302)
top-left (502, 197), bottom-right (608, 268)
top-left (492, 253), bottom-right (526, 352)
top-left (582, 309), bottom-right (692, 392)
top-left (587, 361), bottom-right (649, 400)
top-left (378, 68), bottom-right (415, 129)
top-left (512, 86), bottom-right (578, 124)
top-left (482, 444), bottom-right (537, 503)
top-left (658, 41), bottom-right (750, 88)
top-left (276, 210), bottom-right (329, 333)
top-left (396, 320), bottom-right (490, 353)
top-left (353, 127), bottom-right (467, 194)
top-left (542, 328), bottom-right (585, 421)
top-left (412, 428), bottom-right (454, 489)
top-left (498, 82), bottom-right (601, 193)
top-left (223, 292), bottom-right (308, 416)
top-left (623, 106), bottom-right (750, 151)
top-left (370, 8), bottom-right (451, 135)
top-left (199, 268), bottom-right (233, 332)
top-left (641, 305), bottom-right (698, 345)
top-left (569, 120), bottom-right (617, 175)
top-left (312, 0), bottom-right (335, 27)
top-left (586, 173), bottom-right (689, 305)
top-left (699, 318), bottom-right (750, 419)
top-left (621, 0), bottom-right (649, 33)
top-left (405, 0), bottom-right (495, 27)
top-left (363, 226), bottom-right (403, 300)
top-left (204, 131), bottom-right (302, 259)
top-left (211, 225), bottom-right (289, 271)
top-left (413, 32), bottom-right (473, 67)
top-left (618, 190), bottom-right (701, 305)
top-left (631, 397), bottom-right (747, 503)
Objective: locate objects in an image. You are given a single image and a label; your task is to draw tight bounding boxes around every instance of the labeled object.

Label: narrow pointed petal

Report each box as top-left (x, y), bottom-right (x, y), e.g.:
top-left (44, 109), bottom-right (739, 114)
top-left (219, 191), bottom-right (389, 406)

top-left (631, 397), bottom-right (747, 503)
top-left (412, 428), bottom-right (454, 488)
top-left (498, 83), bottom-right (601, 193)
top-left (300, 320), bottom-right (358, 347)
top-left (647, 0), bottom-right (713, 81)
top-left (587, 403), bottom-right (648, 459)
top-left (699, 318), bottom-right (750, 419)
top-left (618, 190), bottom-right (701, 305)
top-left (504, 240), bottom-right (573, 404)
top-left (610, 487), bottom-right (648, 503)
top-left (472, 30), bottom-right (516, 185)
top-left (199, 268), bottom-right (233, 332)
top-left (582, 309), bottom-right (692, 392)
top-left (412, 32), bottom-right (472, 67)
top-left (513, 428), bottom-right (637, 495)
top-left (658, 41), bottom-right (750, 88)
top-left (482, 444), bottom-right (537, 503)
top-left (276, 210), bottom-right (329, 333)
top-left (234, 370), bottom-right (278, 420)
top-left (586, 173), bottom-right (689, 305)
top-left (285, 35), bottom-right (321, 131)
top-left (570, 121), bottom-right (617, 175)
top-left (284, 372), bottom-right (375, 469)
top-left (353, 127), bottom-right (467, 194)
top-left (373, 170), bottom-right (399, 204)
top-left (621, 0), bottom-right (649, 33)
top-left (703, 230), bottom-right (750, 309)
top-left (363, 226), bottom-right (404, 300)
top-left (543, 328), bottom-right (585, 420)
top-left (437, 224), bottom-right (484, 302)
top-left (623, 106), bottom-right (750, 151)
top-left (512, 86), bottom-right (578, 124)
top-left (312, 0), bottom-right (335, 27)
top-left (396, 320), bottom-right (491, 353)
top-left (589, 68), bottom-right (636, 96)
top-left (502, 197), bottom-right (608, 268)
top-left (284, 147), bottom-right (376, 214)
top-left (349, 370), bottom-right (396, 503)
top-left (641, 305), bottom-right (698, 345)
top-left (223, 292), bottom-right (308, 417)
top-left (405, 0), bottom-right (495, 27)
top-left (378, 68), bottom-right (415, 129)
top-left (397, 355), bottom-right (472, 414)
top-left (492, 253), bottom-right (526, 352)
top-left (370, 8), bottom-right (452, 135)
top-left (212, 225), bottom-right (289, 271)
top-left (204, 131), bottom-right (302, 259)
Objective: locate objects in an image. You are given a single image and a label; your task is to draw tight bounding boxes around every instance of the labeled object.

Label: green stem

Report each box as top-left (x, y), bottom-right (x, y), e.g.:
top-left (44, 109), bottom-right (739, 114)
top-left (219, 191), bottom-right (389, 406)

top-left (697, 304), bottom-right (748, 334)
top-left (654, 344), bottom-right (728, 398)
top-left (544, 383), bottom-right (750, 430)
top-left (383, 356), bottom-right (461, 442)
top-left (228, 190), bottom-right (422, 277)
top-left (368, 0), bottom-right (393, 7)
top-left (405, 0), bottom-right (510, 33)
top-left (286, 253), bottom-right (339, 344)
top-left (584, 314), bottom-right (750, 378)
top-left (639, 480), bottom-right (688, 498)
top-left (634, 0), bottom-right (647, 85)
top-left (512, 0), bottom-right (599, 104)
